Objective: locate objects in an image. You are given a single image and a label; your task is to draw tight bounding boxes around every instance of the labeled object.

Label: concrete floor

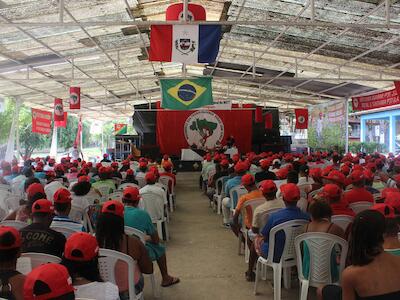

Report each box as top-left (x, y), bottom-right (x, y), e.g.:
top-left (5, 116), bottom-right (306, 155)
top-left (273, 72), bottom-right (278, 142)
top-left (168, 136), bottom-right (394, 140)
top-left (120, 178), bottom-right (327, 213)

top-left (143, 172), bottom-right (303, 300)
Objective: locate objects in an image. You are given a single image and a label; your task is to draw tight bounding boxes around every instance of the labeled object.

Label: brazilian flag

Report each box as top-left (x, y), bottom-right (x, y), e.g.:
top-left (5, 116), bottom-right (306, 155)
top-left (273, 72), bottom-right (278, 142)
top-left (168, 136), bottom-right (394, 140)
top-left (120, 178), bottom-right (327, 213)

top-left (160, 77), bottom-right (213, 110)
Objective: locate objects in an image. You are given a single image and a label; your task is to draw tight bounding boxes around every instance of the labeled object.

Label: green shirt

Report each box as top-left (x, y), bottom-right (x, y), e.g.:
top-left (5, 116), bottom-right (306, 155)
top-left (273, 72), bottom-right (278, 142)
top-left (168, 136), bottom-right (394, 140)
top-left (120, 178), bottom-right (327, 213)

top-left (124, 206), bottom-right (155, 235)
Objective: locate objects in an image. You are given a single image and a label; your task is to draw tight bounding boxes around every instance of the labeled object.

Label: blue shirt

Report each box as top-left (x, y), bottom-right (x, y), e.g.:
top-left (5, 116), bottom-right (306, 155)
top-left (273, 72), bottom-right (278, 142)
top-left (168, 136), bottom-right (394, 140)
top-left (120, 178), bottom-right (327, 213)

top-left (51, 215), bottom-right (85, 232)
top-left (34, 172), bottom-right (46, 180)
top-left (124, 206), bottom-right (156, 235)
top-left (224, 176), bottom-right (242, 207)
top-left (261, 206), bottom-right (309, 262)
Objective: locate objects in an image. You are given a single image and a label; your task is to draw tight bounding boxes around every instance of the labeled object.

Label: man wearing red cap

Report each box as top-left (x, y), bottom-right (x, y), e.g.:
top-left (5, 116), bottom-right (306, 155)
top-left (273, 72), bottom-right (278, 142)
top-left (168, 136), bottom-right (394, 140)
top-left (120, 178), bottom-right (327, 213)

top-left (246, 183), bottom-right (309, 281)
top-left (51, 188), bottom-right (84, 233)
top-left (100, 153), bottom-right (111, 163)
top-left (231, 174), bottom-right (263, 236)
top-left (221, 161), bottom-right (248, 227)
top-left (139, 171), bottom-right (167, 221)
top-left (343, 170), bottom-right (374, 205)
top-left (255, 160), bottom-right (277, 182)
top-left (321, 184), bottom-right (355, 217)
top-left (160, 161), bottom-right (176, 188)
top-left (207, 159), bottom-right (230, 201)
top-left (20, 199), bottom-right (66, 257)
top-left (0, 226), bottom-right (26, 300)
top-left (201, 153), bottom-right (218, 191)
top-left (92, 166), bottom-right (116, 196)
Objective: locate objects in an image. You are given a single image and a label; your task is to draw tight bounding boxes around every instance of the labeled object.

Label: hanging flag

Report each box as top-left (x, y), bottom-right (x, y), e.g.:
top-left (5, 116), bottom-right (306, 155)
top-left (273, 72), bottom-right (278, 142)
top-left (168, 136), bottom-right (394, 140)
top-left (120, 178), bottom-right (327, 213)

top-left (394, 81), bottom-right (400, 96)
top-left (54, 98), bottom-right (64, 121)
top-left (69, 87), bottom-right (81, 110)
top-left (74, 117), bottom-right (82, 147)
top-left (255, 107), bottom-right (263, 123)
top-left (166, 3), bottom-right (206, 21)
top-left (149, 25), bottom-right (221, 64)
top-left (265, 113), bottom-right (273, 129)
top-left (55, 112), bottom-right (68, 128)
top-left (295, 108), bottom-right (309, 129)
top-left (31, 108), bottom-right (52, 135)
top-left (160, 77), bottom-right (213, 110)
top-left (115, 124), bottom-right (128, 135)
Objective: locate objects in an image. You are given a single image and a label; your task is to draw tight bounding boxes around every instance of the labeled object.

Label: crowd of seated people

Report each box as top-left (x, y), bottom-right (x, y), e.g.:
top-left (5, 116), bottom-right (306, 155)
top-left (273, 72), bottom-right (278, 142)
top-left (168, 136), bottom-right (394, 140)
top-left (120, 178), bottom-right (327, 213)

top-left (201, 150), bottom-right (400, 299)
top-left (0, 153), bottom-right (180, 299)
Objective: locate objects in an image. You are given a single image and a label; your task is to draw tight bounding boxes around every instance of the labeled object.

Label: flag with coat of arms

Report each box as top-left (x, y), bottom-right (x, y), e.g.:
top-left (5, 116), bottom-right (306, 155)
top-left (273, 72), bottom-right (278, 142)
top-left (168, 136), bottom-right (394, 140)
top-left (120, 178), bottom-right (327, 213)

top-left (295, 108), bottom-right (309, 129)
top-left (160, 77), bottom-right (213, 110)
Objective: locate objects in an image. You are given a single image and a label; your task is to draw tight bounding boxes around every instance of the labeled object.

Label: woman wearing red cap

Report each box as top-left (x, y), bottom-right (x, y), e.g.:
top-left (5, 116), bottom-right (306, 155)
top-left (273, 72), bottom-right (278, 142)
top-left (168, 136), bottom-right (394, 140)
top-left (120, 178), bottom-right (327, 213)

top-left (96, 200), bottom-right (153, 298)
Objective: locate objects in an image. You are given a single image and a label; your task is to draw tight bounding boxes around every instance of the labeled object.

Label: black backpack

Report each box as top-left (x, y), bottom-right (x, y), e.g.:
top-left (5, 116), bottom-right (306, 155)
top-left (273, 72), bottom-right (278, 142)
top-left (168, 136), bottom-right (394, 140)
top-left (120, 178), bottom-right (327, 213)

top-left (0, 270), bottom-right (19, 300)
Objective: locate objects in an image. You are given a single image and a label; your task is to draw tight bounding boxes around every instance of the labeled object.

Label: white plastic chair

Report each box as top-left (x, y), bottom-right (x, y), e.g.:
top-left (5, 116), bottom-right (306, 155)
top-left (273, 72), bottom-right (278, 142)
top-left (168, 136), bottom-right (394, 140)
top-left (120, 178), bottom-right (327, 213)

top-left (137, 177), bottom-right (146, 188)
top-left (69, 204), bottom-right (84, 223)
top-left (98, 248), bottom-right (143, 300)
top-left (240, 198), bottom-right (265, 262)
top-left (229, 185), bottom-right (248, 211)
top-left (108, 191), bottom-right (123, 201)
top-left (213, 176), bottom-right (229, 215)
top-left (0, 220), bottom-right (27, 230)
top-left (159, 175), bottom-right (175, 212)
top-left (349, 201), bottom-right (373, 214)
top-left (254, 219), bottom-right (309, 299)
top-left (0, 183), bottom-right (10, 191)
top-left (295, 233), bottom-right (348, 300)
top-left (96, 185), bottom-right (113, 203)
top-left (19, 252), bottom-right (61, 273)
top-left (124, 226), bottom-right (159, 298)
top-left (331, 215), bottom-right (354, 232)
top-left (140, 192), bottom-right (169, 241)
top-left (50, 226), bottom-right (77, 238)
top-left (119, 183), bottom-right (140, 191)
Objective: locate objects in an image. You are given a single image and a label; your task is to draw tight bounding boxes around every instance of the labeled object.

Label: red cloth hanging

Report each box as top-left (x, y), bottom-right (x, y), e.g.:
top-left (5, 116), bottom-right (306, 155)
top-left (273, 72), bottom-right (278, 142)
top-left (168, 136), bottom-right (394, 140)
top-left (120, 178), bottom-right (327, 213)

top-left (69, 87), bottom-right (81, 110)
top-left (265, 113), bottom-right (273, 129)
top-left (295, 108), bottom-right (309, 129)
top-left (255, 107), bottom-right (263, 123)
top-left (54, 98), bottom-right (64, 121)
top-left (55, 112), bottom-right (67, 128)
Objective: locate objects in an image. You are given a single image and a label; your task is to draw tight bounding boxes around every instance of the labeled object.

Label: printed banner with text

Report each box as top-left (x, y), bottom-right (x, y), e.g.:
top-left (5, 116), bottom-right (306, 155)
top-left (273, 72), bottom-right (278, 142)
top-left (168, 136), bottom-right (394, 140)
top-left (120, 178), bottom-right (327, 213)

top-left (352, 88), bottom-right (399, 111)
top-left (32, 108), bottom-right (52, 135)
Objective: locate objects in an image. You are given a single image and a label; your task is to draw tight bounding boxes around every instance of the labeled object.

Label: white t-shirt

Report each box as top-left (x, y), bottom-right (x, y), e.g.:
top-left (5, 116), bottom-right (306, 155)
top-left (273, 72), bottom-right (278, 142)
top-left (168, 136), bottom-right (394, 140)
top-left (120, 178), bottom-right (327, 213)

top-left (74, 281), bottom-right (119, 300)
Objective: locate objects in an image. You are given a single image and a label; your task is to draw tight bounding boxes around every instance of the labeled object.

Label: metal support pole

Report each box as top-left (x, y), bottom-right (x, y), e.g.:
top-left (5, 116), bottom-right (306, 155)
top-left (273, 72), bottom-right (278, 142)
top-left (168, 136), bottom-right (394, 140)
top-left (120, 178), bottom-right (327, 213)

top-left (310, 0), bottom-right (315, 22)
top-left (345, 98), bottom-right (349, 153)
top-left (386, 0), bottom-right (391, 27)
top-left (5, 98), bottom-right (21, 161)
top-left (59, 0), bottom-right (64, 23)
top-left (182, 0), bottom-right (189, 78)
top-left (252, 50), bottom-right (256, 79)
top-left (117, 50), bottom-right (120, 79)
top-left (295, 58), bottom-right (298, 78)
top-left (71, 57), bottom-right (75, 79)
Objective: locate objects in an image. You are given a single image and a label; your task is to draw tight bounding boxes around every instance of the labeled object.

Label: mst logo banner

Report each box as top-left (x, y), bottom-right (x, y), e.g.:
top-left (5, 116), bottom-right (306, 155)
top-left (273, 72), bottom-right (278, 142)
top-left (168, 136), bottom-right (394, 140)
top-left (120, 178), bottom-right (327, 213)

top-left (184, 111), bottom-right (224, 149)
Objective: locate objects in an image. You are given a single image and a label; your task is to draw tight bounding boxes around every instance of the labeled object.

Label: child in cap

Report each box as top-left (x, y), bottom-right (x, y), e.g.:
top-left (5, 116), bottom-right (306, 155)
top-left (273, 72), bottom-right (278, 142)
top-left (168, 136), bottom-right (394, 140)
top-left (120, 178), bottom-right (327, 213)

top-left (24, 263), bottom-right (74, 300)
top-left (0, 226), bottom-right (25, 300)
top-left (121, 169), bottom-right (138, 185)
top-left (96, 200), bottom-right (153, 297)
top-left (62, 232), bottom-right (119, 300)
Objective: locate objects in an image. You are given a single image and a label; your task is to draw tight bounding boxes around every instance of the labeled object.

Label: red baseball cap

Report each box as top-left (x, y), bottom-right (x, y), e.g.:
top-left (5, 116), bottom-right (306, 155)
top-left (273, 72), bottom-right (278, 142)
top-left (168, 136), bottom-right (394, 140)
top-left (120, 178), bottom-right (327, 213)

top-left (46, 170), bottom-right (56, 178)
top-left (349, 170), bottom-right (364, 183)
top-left (234, 161), bottom-right (248, 173)
top-left (27, 183), bottom-right (45, 198)
top-left (163, 154), bottom-right (169, 160)
top-left (276, 167), bottom-right (289, 179)
top-left (126, 169), bottom-right (134, 176)
top-left (163, 161), bottom-right (173, 170)
top-left (220, 159), bottom-right (229, 167)
top-left (32, 199), bottom-right (54, 214)
top-left (321, 165), bottom-right (334, 177)
top-left (0, 226), bottom-right (21, 250)
top-left (111, 162), bottom-right (119, 168)
top-left (96, 163), bottom-right (102, 169)
top-left (259, 180), bottom-right (277, 194)
top-left (145, 171), bottom-right (157, 183)
top-left (78, 175), bottom-right (90, 183)
top-left (340, 165), bottom-right (351, 176)
top-left (280, 183), bottom-right (300, 202)
top-left (24, 263), bottom-right (74, 300)
top-left (101, 200), bottom-right (124, 218)
top-left (64, 232), bottom-right (99, 262)
top-left (309, 168), bottom-right (322, 179)
top-left (35, 165), bottom-right (43, 172)
top-left (122, 160), bottom-right (130, 166)
top-left (384, 192), bottom-right (400, 212)
top-left (322, 184), bottom-right (342, 201)
top-left (323, 170), bottom-right (346, 185)
top-left (53, 188), bottom-right (71, 204)
top-left (241, 174), bottom-right (255, 186)
top-left (372, 203), bottom-right (397, 219)
top-left (123, 187), bottom-right (141, 202)
top-left (394, 174), bottom-right (400, 184)
top-left (98, 166), bottom-right (108, 174)
top-left (260, 160), bottom-right (270, 169)
top-left (139, 161), bottom-right (148, 168)
top-left (363, 169), bottom-right (374, 181)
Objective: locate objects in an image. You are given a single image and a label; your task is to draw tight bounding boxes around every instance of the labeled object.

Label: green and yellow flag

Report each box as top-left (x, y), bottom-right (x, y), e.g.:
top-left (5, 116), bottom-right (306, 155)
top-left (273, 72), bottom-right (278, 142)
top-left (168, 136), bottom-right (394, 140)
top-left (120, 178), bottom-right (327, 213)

top-left (160, 77), bottom-right (213, 110)
top-left (114, 124), bottom-right (127, 135)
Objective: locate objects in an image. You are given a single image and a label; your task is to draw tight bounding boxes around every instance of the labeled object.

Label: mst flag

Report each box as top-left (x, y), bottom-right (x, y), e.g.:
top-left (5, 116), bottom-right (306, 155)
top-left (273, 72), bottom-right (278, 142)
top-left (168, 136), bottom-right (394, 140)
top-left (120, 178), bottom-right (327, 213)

top-left (166, 3), bottom-right (206, 21)
top-left (295, 108), bottom-right (309, 129)
top-left (55, 112), bottom-right (67, 128)
top-left (115, 124), bottom-right (127, 135)
top-left (149, 25), bottom-right (221, 64)
top-left (160, 77), bottom-right (213, 110)
top-left (69, 87), bottom-right (80, 109)
top-left (54, 98), bottom-right (64, 121)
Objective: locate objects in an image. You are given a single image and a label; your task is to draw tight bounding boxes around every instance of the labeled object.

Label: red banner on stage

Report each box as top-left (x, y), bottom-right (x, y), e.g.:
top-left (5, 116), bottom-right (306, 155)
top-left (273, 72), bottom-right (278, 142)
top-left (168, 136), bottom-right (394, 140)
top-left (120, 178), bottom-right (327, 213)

top-left (69, 87), bottom-right (81, 109)
top-left (352, 87), bottom-right (400, 111)
top-left (255, 107), bottom-right (263, 123)
top-left (54, 98), bottom-right (64, 121)
top-left (166, 3), bottom-right (206, 21)
top-left (156, 103), bottom-right (253, 155)
top-left (32, 108), bottom-right (52, 135)
top-left (265, 113), bottom-right (273, 129)
top-left (295, 108), bottom-right (308, 129)
top-left (55, 112), bottom-right (67, 128)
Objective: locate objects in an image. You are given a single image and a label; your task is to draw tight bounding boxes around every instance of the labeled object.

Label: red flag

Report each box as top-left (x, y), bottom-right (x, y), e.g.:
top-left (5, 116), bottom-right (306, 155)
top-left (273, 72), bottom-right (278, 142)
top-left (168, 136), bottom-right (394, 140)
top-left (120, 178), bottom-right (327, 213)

top-left (255, 107), bottom-right (263, 123)
top-left (166, 3), bottom-right (206, 21)
top-left (69, 87), bottom-right (80, 110)
top-left (55, 112), bottom-right (67, 128)
top-left (395, 81), bottom-right (400, 96)
top-left (54, 98), bottom-right (64, 121)
top-left (32, 108), bottom-right (52, 135)
top-left (295, 109), bottom-right (308, 129)
top-left (265, 113), bottom-right (273, 129)
top-left (74, 117), bottom-right (82, 147)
